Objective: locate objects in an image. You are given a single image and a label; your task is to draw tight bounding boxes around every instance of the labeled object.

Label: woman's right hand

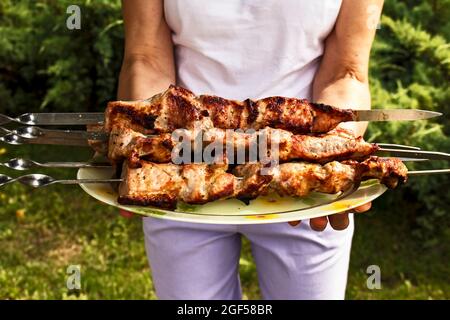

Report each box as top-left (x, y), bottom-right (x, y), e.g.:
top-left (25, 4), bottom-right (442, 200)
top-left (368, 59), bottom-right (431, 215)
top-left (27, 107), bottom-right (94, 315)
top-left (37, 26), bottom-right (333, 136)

top-left (119, 209), bottom-right (134, 218)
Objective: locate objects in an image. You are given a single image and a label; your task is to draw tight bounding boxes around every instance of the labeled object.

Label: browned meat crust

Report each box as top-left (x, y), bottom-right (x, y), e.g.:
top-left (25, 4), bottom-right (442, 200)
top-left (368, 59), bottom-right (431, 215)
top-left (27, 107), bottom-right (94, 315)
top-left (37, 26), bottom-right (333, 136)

top-left (343, 157), bottom-right (408, 189)
top-left (118, 162), bottom-right (235, 209)
top-left (235, 156), bottom-right (407, 201)
top-left (105, 85), bottom-right (355, 134)
top-left (107, 127), bottom-right (378, 165)
top-left (118, 156), bottom-right (407, 209)
top-left (87, 124), bottom-right (108, 154)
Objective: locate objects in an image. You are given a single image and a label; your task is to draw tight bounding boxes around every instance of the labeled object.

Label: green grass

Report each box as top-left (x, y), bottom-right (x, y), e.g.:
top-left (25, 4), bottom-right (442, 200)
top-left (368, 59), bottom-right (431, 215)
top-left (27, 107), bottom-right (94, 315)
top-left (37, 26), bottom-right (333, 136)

top-left (0, 145), bottom-right (448, 299)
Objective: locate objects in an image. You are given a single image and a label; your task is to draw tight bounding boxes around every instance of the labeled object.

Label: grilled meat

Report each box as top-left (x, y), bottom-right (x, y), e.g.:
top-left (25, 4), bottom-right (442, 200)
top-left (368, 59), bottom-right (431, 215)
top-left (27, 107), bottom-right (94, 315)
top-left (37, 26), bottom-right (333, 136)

top-left (235, 156), bottom-right (407, 201)
top-left (108, 125), bottom-right (145, 162)
top-left (87, 123), bottom-right (108, 154)
top-left (107, 87), bottom-right (406, 209)
top-left (105, 85), bottom-right (356, 134)
top-left (107, 126), bottom-right (378, 165)
top-left (118, 156), bottom-right (407, 209)
top-left (118, 161), bottom-right (236, 208)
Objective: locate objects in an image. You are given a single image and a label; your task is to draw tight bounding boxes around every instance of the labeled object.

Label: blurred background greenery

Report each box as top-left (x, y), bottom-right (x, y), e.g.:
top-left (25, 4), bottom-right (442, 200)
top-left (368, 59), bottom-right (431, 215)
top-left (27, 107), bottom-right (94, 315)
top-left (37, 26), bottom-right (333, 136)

top-left (0, 0), bottom-right (448, 299)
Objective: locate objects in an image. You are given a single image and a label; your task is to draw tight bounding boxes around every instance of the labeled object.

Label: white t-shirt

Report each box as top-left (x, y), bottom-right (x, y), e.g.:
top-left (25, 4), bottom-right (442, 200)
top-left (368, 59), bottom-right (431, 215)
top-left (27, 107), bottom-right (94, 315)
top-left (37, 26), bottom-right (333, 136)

top-left (164, 0), bottom-right (342, 100)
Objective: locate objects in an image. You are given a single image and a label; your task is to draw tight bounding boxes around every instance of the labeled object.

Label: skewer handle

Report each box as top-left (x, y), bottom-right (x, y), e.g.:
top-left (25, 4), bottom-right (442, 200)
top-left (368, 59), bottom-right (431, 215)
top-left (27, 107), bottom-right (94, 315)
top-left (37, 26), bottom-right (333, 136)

top-left (0, 113), bottom-right (104, 126)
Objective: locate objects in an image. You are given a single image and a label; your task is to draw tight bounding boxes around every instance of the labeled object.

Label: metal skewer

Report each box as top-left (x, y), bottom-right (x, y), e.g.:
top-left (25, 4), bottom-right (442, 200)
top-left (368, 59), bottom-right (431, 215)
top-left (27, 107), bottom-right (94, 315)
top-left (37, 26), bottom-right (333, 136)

top-left (0, 157), bottom-right (429, 171)
top-left (0, 133), bottom-right (90, 146)
top-left (407, 169), bottom-right (450, 176)
top-left (0, 174), bottom-right (121, 188)
top-left (377, 148), bottom-right (450, 161)
top-left (0, 136), bottom-right (428, 161)
top-left (376, 143), bottom-right (420, 150)
top-left (0, 145), bottom-right (447, 171)
top-left (7, 126), bottom-right (108, 140)
top-left (0, 158), bottom-right (111, 170)
top-left (1, 166), bottom-right (449, 189)
top-left (0, 126), bottom-right (436, 153)
top-left (0, 113), bottom-right (104, 126)
top-left (0, 108), bottom-right (442, 126)
top-left (0, 126), bottom-right (433, 148)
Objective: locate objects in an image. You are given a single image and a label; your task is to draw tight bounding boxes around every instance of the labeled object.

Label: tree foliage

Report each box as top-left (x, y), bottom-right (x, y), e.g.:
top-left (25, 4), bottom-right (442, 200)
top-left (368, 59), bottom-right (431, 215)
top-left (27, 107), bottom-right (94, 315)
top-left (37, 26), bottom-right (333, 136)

top-left (0, 0), bottom-right (123, 113)
top-left (0, 0), bottom-right (448, 244)
top-left (367, 2), bottom-right (450, 244)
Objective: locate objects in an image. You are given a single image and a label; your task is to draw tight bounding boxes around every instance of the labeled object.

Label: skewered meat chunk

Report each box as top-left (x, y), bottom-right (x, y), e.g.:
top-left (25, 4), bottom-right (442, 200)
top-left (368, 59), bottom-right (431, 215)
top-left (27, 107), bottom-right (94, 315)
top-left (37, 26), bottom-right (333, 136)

top-left (118, 162), bottom-right (236, 208)
top-left (108, 125), bottom-right (146, 162)
top-left (118, 156), bottom-right (407, 209)
top-left (105, 86), bottom-right (212, 134)
top-left (87, 123), bottom-right (108, 154)
top-left (342, 157), bottom-right (408, 189)
top-left (105, 85), bottom-right (355, 134)
top-left (107, 127), bottom-right (378, 165)
top-left (235, 156), bottom-right (407, 201)
top-left (108, 125), bottom-right (176, 167)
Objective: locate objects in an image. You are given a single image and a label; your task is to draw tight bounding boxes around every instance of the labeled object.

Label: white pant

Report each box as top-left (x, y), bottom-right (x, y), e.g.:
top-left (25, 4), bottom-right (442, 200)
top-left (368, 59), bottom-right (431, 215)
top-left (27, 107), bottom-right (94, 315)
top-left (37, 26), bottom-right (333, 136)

top-left (143, 215), bottom-right (354, 299)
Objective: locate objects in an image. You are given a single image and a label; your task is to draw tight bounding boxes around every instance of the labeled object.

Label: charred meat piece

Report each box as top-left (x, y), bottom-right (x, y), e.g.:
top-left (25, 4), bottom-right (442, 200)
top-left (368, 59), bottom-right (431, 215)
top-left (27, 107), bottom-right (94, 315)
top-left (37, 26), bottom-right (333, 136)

top-left (118, 161), bottom-right (236, 209)
top-left (234, 156), bottom-right (407, 200)
top-left (105, 86), bottom-right (213, 134)
top-left (108, 125), bottom-right (146, 163)
top-left (107, 127), bottom-right (378, 164)
top-left (87, 123), bottom-right (108, 155)
top-left (343, 157), bottom-right (408, 189)
top-left (105, 85), bottom-right (356, 134)
top-left (118, 162), bottom-right (183, 209)
top-left (118, 157), bottom-right (407, 208)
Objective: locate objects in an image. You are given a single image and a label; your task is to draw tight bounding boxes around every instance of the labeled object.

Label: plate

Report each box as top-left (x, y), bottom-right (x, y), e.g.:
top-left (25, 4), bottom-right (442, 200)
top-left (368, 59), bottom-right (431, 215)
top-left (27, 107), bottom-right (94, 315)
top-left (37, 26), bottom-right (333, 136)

top-left (78, 167), bottom-right (386, 224)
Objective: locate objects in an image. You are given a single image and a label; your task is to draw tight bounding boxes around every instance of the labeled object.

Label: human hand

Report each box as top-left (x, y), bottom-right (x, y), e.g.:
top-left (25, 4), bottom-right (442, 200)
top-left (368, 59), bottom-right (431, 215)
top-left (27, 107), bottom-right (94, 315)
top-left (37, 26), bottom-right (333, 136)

top-left (119, 209), bottom-right (135, 218)
top-left (288, 202), bottom-right (372, 231)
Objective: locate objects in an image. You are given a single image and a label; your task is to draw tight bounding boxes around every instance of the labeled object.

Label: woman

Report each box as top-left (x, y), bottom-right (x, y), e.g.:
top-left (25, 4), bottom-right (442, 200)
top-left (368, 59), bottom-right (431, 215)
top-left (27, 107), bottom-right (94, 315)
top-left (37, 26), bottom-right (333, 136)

top-left (118, 0), bottom-right (383, 299)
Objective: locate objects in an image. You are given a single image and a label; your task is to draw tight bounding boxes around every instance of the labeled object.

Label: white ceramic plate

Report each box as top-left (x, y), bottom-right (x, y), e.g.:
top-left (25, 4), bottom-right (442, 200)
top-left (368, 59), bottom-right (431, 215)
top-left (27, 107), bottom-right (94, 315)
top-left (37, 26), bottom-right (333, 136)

top-left (78, 167), bottom-right (386, 224)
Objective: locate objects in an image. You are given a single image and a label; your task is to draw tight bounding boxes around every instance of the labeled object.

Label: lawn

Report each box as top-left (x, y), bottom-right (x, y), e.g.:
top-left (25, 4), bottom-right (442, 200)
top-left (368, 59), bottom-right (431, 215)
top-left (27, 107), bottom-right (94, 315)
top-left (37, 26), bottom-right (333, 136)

top-left (0, 145), bottom-right (448, 299)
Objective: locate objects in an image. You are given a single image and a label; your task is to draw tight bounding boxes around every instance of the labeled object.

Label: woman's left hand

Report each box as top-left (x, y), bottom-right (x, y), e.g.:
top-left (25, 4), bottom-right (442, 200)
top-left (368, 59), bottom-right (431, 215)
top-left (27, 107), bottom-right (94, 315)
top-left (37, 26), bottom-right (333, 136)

top-left (288, 202), bottom-right (372, 231)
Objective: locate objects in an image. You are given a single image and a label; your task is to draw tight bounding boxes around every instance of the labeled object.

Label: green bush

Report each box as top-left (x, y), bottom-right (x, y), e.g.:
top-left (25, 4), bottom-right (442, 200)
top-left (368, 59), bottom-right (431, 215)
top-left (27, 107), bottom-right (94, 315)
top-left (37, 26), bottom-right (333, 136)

top-left (367, 3), bottom-right (450, 245)
top-left (0, 0), bottom-right (449, 244)
top-left (0, 0), bottom-right (123, 113)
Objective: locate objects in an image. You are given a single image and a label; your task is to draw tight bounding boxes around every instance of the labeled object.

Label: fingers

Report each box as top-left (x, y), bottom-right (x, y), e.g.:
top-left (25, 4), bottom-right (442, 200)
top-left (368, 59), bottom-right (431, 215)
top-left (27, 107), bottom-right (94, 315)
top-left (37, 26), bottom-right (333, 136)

top-left (309, 216), bottom-right (328, 231)
top-left (310, 214), bottom-right (349, 231)
top-left (299, 202), bottom-right (372, 232)
top-left (354, 202), bottom-right (372, 213)
top-left (288, 220), bottom-right (301, 227)
top-left (326, 201), bottom-right (371, 230)
top-left (328, 213), bottom-right (350, 230)
top-left (119, 209), bottom-right (134, 218)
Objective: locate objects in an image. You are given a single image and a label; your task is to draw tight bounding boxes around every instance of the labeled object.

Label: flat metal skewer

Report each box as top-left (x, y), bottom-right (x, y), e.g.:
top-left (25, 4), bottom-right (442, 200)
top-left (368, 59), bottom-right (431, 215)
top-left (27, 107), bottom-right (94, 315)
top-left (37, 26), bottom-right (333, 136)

top-left (407, 169), bottom-right (450, 176)
top-left (0, 126), bottom-right (437, 156)
top-left (0, 108), bottom-right (442, 126)
top-left (0, 133), bottom-right (90, 146)
top-left (377, 148), bottom-right (450, 161)
top-left (0, 126), bottom-right (432, 149)
top-left (0, 174), bottom-right (121, 187)
top-left (3, 126), bottom-right (108, 140)
top-left (0, 113), bottom-right (104, 126)
top-left (1, 168), bottom-right (448, 189)
top-left (0, 158), bottom-right (111, 170)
